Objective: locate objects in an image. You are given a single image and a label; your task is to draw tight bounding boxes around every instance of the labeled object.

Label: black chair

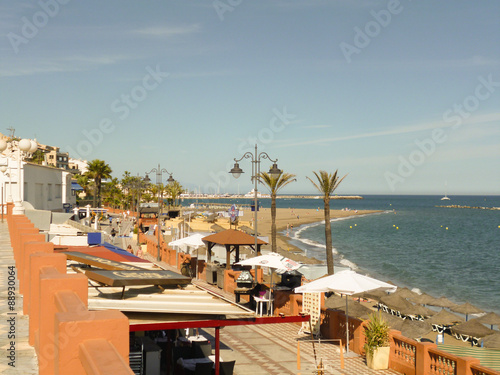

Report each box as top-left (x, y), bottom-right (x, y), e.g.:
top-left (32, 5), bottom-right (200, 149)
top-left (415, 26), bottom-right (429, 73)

top-left (173, 346), bottom-right (193, 363)
top-left (192, 342), bottom-right (212, 358)
top-left (194, 361), bottom-right (213, 375)
top-left (218, 360), bottom-right (235, 375)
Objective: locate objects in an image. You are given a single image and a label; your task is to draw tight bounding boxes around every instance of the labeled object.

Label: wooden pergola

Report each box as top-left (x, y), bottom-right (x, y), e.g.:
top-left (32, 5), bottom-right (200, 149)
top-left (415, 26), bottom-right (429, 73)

top-left (202, 229), bottom-right (268, 269)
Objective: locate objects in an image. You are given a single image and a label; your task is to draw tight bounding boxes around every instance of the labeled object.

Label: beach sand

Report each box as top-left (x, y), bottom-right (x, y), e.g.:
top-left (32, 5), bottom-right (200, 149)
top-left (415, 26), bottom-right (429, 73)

top-left (239, 207), bottom-right (382, 264)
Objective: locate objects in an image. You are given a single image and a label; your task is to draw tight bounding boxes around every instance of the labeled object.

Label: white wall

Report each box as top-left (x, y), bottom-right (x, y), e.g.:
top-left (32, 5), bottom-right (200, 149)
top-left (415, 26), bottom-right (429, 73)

top-left (23, 163), bottom-right (76, 211)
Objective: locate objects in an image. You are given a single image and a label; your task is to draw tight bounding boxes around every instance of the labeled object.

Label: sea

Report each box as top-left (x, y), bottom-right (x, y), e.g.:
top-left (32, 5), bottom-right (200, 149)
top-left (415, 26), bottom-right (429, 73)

top-left (182, 195), bottom-right (500, 315)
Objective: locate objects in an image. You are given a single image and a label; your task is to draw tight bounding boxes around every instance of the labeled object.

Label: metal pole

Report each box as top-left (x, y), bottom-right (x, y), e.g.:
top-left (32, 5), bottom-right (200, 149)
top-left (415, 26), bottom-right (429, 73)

top-left (157, 183), bottom-right (161, 261)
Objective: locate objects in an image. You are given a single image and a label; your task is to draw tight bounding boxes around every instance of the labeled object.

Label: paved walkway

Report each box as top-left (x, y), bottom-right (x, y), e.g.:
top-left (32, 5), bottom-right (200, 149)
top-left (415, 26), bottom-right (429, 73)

top-left (144, 254), bottom-right (400, 375)
top-left (0, 220), bottom-right (38, 374)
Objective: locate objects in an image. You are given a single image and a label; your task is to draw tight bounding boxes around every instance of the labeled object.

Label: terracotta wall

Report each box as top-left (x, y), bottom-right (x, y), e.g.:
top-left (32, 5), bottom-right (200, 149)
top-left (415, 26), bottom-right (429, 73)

top-left (7, 207), bottom-right (133, 375)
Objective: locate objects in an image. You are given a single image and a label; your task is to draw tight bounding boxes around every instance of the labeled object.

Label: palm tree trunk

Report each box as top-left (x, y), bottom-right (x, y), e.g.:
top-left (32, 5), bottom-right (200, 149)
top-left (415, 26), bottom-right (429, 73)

top-left (324, 197), bottom-right (334, 274)
top-left (271, 193), bottom-right (277, 252)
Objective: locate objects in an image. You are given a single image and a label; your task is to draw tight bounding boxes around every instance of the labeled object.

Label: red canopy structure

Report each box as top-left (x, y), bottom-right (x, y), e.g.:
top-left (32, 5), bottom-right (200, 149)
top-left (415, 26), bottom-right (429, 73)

top-left (202, 229), bottom-right (268, 269)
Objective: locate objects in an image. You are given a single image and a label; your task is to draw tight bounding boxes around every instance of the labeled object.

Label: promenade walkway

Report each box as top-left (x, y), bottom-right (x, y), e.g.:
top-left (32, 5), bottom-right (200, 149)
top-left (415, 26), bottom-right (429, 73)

top-left (143, 253), bottom-right (400, 375)
top-left (0, 220), bottom-right (38, 374)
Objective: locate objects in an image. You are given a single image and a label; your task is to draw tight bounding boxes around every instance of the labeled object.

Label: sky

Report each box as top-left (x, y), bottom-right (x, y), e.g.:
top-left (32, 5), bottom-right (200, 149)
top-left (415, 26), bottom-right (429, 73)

top-left (1, 0), bottom-right (499, 196)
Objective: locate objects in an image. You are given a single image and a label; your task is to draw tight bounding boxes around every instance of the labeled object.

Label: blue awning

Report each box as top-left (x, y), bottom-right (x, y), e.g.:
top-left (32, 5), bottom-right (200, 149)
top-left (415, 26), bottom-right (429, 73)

top-left (71, 181), bottom-right (84, 191)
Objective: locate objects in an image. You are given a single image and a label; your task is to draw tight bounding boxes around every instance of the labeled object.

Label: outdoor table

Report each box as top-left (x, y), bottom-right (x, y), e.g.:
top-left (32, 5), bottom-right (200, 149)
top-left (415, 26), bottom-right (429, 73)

top-left (177, 335), bottom-right (208, 345)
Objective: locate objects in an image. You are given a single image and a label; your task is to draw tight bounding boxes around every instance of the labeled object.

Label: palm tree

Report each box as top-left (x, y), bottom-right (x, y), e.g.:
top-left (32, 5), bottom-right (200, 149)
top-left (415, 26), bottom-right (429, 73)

top-left (165, 180), bottom-right (184, 207)
top-left (307, 170), bottom-right (347, 275)
top-left (258, 172), bottom-right (296, 252)
top-left (85, 159), bottom-right (112, 207)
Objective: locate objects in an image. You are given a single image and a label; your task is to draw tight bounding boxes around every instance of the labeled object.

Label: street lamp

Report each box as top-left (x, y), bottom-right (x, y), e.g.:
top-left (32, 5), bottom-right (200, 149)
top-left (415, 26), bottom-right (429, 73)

top-left (0, 138), bottom-right (38, 215)
top-left (125, 174), bottom-right (147, 247)
top-left (144, 164), bottom-right (175, 261)
top-left (229, 144), bottom-right (281, 256)
top-left (0, 165), bottom-right (8, 222)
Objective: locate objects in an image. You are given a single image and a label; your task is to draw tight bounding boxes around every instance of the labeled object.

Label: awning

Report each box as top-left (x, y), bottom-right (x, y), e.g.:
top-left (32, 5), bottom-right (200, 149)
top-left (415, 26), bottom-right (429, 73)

top-left (71, 181), bottom-right (84, 191)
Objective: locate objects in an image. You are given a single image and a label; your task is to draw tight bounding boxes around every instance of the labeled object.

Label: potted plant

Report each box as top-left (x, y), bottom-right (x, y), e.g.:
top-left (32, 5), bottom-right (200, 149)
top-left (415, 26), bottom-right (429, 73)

top-left (364, 312), bottom-right (391, 370)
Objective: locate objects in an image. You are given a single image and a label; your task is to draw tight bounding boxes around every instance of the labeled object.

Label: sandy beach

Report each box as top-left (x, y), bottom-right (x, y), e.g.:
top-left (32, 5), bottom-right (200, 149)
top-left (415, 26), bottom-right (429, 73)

top-left (174, 207), bottom-right (381, 264)
top-left (239, 207), bottom-right (382, 264)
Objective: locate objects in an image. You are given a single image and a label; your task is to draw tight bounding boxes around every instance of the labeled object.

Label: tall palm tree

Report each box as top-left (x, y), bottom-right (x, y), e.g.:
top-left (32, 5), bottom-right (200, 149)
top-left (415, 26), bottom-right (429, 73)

top-left (258, 172), bottom-right (296, 252)
top-left (307, 170), bottom-right (347, 275)
top-left (85, 159), bottom-right (112, 207)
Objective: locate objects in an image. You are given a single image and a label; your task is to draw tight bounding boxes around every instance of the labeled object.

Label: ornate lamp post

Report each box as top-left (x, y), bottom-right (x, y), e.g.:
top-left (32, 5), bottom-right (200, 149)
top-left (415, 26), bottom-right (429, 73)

top-left (0, 138), bottom-right (38, 215)
top-left (125, 174), bottom-right (147, 247)
top-left (144, 164), bottom-right (175, 261)
top-left (229, 144), bottom-right (281, 254)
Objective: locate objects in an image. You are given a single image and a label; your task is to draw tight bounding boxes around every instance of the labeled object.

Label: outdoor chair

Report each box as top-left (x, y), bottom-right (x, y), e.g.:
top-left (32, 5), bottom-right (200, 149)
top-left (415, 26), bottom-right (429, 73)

top-left (254, 290), bottom-right (273, 317)
top-left (194, 361), bottom-right (213, 375)
top-left (192, 342), bottom-right (212, 358)
top-left (218, 360), bottom-right (236, 375)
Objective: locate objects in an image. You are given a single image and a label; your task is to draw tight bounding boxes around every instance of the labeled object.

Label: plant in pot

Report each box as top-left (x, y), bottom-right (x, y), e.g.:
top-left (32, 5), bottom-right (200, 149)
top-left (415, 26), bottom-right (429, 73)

top-left (364, 312), bottom-right (391, 370)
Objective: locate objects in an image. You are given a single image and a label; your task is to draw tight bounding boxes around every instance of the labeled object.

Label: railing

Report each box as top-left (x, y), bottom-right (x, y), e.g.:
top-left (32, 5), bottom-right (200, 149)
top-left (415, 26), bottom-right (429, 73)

top-left (7, 206), bottom-right (133, 375)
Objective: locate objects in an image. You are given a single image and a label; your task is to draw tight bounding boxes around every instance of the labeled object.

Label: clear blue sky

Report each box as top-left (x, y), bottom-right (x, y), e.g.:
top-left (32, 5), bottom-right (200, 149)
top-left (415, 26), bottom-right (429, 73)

top-left (1, 1), bottom-right (499, 195)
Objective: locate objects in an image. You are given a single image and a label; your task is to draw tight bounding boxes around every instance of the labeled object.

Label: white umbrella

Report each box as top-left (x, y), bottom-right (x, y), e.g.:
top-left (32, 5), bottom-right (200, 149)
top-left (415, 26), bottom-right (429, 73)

top-left (236, 253), bottom-right (301, 315)
top-left (235, 252), bottom-right (301, 273)
top-left (294, 270), bottom-right (397, 352)
top-left (168, 233), bottom-right (207, 249)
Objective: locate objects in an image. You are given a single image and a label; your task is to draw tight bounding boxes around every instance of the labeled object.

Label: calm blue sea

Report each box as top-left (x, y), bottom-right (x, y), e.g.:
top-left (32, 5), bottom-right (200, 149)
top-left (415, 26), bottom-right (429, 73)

top-left (183, 195), bottom-right (500, 315)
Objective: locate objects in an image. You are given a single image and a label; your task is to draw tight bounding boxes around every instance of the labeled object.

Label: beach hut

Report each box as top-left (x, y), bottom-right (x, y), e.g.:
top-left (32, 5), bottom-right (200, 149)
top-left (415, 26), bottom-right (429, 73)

top-left (202, 229), bottom-right (268, 269)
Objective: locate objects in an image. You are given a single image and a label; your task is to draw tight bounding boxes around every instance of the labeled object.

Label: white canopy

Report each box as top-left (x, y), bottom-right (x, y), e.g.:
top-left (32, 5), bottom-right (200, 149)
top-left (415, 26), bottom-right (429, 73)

top-left (294, 270), bottom-right (396, 353)
top-left (168, 233), bottom-right (208, 252)
top-left (295, 269), bottom-right (396, 295)
top-left (235, 252), bottom-right (301, 273)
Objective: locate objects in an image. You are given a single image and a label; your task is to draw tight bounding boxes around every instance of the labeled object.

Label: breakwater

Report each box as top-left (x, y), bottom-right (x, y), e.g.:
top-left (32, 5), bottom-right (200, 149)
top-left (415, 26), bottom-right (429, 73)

top-left (436, 205), bottom-right (500, 211)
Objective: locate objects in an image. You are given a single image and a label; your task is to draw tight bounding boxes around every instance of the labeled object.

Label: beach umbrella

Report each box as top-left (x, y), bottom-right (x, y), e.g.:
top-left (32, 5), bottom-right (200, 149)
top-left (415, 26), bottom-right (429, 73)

top-left (393, 287), bottom-right (419, 300)
top-left (426, 309), bottom-right (464, 326)
top-left (352, 287), bottom-right (389, 302)
top-left (210, 224), bottom-right (225, 233)
top-left (325, 297), bottom-right (373, 320)
top-left (409, 292), bottom-right (438, 306)
top-left (236, 253), bottom-right (301, 315)
top-left (451, 319), bottom-right (495, 342)
top-left (477, 312), bottom-right (500, 329)
top-left (168, 233), bottom-right (207, 249)
top-left (295, 270), bottom-right (397, 353)
top-left (235, 252), bottom-right (301, 273)
top-left (450, 302), bottom-right (484, 321)
top-left (380, 294), bottom-right (414, 314)
top-left (399, 319), bottom-right (433, 340)
top-left (400, 303), bottom-right (436, 318)
top-left (482, 332), bottom-right (500, 349)
top-left (430, 296), bottom-right (457, 309)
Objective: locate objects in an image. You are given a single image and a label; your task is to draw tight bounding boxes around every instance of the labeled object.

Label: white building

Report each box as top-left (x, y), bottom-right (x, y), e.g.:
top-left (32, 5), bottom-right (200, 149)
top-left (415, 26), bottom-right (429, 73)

top-left (1, 152), bottom-right (76, 212)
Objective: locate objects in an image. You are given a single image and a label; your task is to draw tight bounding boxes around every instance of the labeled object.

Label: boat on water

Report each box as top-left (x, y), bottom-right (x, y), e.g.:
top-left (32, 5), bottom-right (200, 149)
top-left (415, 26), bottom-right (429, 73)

top-left (441, 182), bottom-right (451, 200)
top-left (441, 195), bottom-right (451, 201)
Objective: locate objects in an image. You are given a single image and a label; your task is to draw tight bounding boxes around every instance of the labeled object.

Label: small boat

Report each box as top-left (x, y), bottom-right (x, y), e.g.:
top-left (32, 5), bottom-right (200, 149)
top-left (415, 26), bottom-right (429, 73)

top-left (441, 182), bottom-right (450, 200)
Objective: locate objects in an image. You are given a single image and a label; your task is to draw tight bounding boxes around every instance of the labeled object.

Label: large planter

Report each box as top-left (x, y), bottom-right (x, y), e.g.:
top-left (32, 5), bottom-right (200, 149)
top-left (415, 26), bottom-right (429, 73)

top-left (366, 346), bottom-right (390, 370)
